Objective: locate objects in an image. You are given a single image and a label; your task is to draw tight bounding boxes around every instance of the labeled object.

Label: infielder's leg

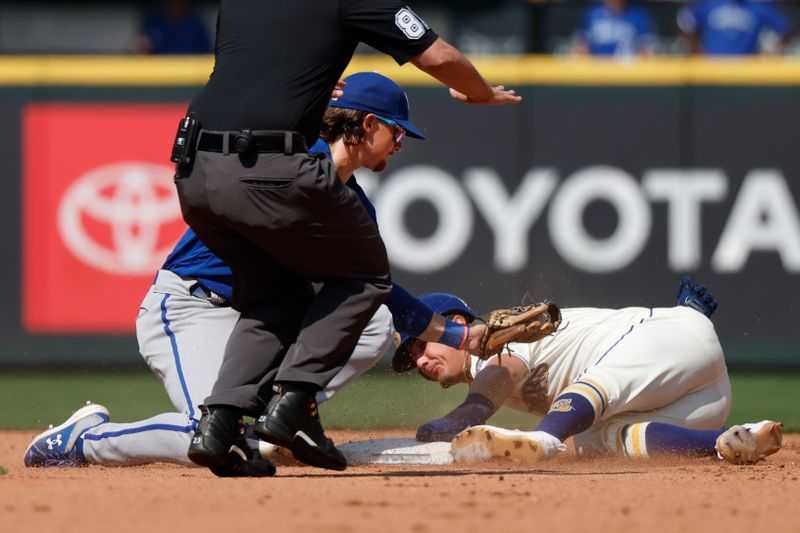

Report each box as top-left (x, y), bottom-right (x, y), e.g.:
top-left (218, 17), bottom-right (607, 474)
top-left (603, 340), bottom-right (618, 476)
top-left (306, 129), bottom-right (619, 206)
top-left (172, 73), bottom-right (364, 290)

top-left (80, 272), bottom-right (393, 466)
top-left (81, 271), bottom-right (238, 465)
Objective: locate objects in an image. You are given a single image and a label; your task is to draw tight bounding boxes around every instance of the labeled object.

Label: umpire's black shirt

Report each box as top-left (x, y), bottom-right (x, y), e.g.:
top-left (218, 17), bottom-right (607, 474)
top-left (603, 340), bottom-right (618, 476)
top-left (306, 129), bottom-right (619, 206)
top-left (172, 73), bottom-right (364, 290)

top-left (190, 0), bottom-right (438, 142)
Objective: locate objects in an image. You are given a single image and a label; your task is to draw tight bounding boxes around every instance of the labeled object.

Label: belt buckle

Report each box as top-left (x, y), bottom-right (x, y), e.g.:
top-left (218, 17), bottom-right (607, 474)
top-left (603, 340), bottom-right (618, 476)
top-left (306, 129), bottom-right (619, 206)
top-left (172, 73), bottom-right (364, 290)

top-left (233, 130), bottom-right (255, 154)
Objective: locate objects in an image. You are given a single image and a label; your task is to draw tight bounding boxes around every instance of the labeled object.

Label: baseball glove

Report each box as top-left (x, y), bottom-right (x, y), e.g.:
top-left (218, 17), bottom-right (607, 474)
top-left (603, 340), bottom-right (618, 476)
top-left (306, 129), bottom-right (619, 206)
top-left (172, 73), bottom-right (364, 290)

top-left (475, 302), bottom-right (561, 357)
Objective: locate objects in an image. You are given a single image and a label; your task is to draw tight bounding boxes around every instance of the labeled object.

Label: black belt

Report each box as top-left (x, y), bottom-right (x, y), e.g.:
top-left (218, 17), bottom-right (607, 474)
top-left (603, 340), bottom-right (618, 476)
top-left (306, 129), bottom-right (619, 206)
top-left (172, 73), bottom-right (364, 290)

top-left (197, 130), bottom-right (308, 155)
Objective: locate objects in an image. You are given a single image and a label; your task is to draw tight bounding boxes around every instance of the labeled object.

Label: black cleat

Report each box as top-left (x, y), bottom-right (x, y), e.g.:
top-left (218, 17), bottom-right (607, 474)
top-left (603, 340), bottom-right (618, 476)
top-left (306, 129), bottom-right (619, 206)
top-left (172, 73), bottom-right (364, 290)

top-left (187, 405), bottom-right (244, 470)
top-left (209, 437), bottom-right (276, 478)
top-left (254, 383), bottom-right (346, 471)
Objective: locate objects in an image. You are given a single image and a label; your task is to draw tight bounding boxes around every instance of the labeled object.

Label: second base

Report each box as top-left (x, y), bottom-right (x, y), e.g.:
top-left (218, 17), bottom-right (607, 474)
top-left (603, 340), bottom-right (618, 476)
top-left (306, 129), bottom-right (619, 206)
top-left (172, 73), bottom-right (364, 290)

top-left (337, 438), bottom-right (453, 465)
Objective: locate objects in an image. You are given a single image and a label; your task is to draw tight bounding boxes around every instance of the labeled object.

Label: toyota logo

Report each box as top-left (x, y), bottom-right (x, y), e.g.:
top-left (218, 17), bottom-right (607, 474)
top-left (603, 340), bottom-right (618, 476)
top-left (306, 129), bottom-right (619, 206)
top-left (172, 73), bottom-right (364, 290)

top-left (58, 162), bottom-right (183, 275)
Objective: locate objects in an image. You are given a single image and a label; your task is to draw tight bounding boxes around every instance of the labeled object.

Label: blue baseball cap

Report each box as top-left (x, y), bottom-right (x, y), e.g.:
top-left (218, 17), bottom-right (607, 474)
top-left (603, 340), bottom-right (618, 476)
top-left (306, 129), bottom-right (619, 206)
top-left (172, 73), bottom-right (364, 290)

top-left (391, 292), bottom-right (477, 373)
top-left (330, 71), bottom-right (425, 140)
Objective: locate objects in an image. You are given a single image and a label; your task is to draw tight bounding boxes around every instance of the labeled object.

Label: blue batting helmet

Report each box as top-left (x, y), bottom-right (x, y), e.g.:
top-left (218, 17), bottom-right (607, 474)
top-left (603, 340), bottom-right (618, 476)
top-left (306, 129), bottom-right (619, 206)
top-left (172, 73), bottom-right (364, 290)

top-left (391, 292), bottom-right (477, 373)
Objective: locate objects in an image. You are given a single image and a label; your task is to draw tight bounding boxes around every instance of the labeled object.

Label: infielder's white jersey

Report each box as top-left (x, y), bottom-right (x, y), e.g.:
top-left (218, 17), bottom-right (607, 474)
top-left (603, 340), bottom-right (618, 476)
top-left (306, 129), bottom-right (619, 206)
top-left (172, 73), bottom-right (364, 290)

top-left (468, 306), bottom-right (731, 452)
top-left (80, 269), bottom-right (394, 466)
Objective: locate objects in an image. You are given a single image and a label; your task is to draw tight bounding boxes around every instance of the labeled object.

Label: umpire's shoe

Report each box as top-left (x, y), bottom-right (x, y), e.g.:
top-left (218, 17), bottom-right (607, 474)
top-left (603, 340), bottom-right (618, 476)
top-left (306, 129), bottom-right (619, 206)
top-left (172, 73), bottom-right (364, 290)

top-left (187, 405), bottom-right (244, 470)
top-left (254, 383), bottom-right (346, 471)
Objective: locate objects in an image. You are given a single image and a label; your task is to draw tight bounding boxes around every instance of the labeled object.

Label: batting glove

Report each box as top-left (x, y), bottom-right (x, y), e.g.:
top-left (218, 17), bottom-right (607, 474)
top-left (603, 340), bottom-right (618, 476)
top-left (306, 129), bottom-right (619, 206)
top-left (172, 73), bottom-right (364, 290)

top-left (675, 274), bottom-right (718, 317)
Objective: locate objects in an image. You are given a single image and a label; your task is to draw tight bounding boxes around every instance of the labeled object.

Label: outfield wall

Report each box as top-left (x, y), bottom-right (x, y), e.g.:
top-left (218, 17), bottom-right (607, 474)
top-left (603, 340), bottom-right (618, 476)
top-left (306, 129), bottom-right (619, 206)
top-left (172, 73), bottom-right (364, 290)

top-left (2, 56), bottom-right (799, 367)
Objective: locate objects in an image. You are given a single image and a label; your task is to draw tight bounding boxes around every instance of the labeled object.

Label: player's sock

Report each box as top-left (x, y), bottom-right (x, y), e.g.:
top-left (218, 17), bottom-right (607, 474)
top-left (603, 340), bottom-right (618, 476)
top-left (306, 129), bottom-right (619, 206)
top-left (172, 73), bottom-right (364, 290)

top-left (620, 422), bottom-right (723, 458)
top-left (534, 392), bottom-right (596, 442)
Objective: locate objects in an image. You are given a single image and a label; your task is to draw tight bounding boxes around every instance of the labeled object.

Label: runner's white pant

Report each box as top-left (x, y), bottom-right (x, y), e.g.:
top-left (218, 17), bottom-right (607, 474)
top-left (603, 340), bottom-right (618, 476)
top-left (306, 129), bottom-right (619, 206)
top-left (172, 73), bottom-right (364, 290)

top-left (569, 307), bottom-right (732, 455)
top-left (81, 270), bottom-right (394, 465)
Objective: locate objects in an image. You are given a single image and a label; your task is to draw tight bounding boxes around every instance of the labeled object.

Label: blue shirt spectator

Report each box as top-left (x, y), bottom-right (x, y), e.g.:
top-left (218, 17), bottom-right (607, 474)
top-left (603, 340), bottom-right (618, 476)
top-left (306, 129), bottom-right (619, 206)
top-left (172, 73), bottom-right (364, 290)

top-left (137, 0), bottom-right (212, 55)
top-left (573, 0), bottom-right (656, 57)
top-left (677, 0), bottom-right (791, 55)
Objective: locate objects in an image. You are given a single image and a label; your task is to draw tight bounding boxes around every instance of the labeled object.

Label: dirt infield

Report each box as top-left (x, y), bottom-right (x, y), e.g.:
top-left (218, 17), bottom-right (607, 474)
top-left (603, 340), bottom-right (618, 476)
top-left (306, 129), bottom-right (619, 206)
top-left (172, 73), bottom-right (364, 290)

top-left (2, 430), bottom-right (799, 533)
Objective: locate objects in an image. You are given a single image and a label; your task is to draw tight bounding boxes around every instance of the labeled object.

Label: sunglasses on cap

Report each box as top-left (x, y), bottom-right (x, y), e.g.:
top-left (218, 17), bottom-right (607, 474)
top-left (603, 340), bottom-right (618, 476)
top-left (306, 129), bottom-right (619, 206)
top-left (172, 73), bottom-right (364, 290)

top-left (374, 115), bottom-right (407, 144)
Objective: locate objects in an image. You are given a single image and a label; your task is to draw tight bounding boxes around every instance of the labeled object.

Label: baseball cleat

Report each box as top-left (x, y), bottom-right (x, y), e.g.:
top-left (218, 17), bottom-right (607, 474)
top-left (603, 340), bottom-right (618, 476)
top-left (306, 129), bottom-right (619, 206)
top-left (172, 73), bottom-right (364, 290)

top-left (254, 383), bottom-right (346, 471)
top-left (450, 425), bottom-right (566, 463)
top-left (24, 402), bottom-right (110, 467)
top-left (715, 420), bottom-right (785, 465)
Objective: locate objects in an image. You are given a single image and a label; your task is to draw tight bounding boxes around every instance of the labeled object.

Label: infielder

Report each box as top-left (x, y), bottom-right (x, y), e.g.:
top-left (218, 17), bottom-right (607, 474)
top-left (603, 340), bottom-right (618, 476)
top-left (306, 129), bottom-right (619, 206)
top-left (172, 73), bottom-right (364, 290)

top-left (24, 73), bottom-right (500, 475)
top-left (394, 279), bottom-right (784, 465)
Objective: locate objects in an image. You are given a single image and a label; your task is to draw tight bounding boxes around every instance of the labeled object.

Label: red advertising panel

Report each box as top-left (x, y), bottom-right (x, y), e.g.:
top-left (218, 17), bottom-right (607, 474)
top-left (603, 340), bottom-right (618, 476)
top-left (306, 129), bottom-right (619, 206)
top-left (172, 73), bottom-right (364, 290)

top-left (23, 104), bottom-right (189, 334)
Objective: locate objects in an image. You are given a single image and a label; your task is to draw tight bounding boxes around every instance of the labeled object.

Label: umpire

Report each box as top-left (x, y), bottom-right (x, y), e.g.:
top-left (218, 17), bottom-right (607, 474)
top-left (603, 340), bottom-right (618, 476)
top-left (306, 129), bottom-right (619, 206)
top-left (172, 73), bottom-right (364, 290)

top-left (179, 0), bottom-right (522, 473)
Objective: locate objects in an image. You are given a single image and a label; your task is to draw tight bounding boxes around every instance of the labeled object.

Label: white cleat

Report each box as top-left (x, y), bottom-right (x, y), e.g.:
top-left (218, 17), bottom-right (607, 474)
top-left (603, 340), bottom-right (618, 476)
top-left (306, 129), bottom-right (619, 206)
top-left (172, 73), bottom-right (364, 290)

top-left (715, 420), bottom-right (785, 465)
top-left (450, 425), bottom-right (565, 464)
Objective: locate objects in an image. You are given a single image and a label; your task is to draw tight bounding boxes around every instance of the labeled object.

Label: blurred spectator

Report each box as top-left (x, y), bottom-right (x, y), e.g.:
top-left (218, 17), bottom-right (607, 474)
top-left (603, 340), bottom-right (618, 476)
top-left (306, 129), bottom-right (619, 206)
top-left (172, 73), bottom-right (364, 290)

top-left (677, 0), bottom-right (792, 55)
top-left (134, 0), bottom-right (212, 55)
top-left (572, 0), bottom-right (656, 57)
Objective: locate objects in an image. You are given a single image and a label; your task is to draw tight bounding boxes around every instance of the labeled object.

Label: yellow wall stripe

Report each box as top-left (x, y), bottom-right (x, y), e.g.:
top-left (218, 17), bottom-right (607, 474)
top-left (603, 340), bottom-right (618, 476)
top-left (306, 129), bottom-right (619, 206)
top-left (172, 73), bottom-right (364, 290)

top-left (0, 56), bottom-right (215, 86)
top-left (3, 55), bottom-right (800, 87)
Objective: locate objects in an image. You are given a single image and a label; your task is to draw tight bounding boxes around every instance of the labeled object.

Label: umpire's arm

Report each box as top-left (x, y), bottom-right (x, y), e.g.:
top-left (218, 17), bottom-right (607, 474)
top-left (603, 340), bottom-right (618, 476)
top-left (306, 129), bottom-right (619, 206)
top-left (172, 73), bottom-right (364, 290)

top-left (410, 38), bottom-right (522, 106)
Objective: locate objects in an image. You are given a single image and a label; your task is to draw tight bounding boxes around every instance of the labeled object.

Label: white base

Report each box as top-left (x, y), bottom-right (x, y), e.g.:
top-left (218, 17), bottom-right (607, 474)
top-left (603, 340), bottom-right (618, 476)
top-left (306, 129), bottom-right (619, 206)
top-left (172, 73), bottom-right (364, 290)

top-left (337, 438), bottom-right (453, 465)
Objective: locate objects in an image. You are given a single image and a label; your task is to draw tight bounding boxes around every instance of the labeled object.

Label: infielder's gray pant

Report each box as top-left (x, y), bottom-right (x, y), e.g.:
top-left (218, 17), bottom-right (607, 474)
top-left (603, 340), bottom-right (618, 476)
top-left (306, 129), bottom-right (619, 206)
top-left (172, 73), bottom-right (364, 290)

top-left (80, 270), bottom-right (394, 465)
top-left (175, 148), bottom-right (391, 415)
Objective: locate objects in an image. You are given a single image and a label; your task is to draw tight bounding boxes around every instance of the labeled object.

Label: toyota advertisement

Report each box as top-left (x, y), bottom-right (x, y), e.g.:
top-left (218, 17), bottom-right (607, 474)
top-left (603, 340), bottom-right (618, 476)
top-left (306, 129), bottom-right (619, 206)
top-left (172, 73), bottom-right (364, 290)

top-left (22, 104), bottom-right (187, 334)
top-left (8, 85), bottom-right (800, 366)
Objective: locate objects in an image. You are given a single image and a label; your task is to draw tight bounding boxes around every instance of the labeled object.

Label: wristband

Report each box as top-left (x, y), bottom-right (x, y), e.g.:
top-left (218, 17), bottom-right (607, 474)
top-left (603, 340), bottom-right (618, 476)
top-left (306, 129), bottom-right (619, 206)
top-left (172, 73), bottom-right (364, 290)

top-left (439, 318), bottom-right (467, 349)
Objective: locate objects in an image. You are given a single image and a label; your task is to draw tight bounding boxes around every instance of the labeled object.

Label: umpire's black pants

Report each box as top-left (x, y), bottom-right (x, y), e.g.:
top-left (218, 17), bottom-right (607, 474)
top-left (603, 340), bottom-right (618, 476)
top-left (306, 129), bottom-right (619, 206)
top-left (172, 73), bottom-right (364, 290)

top-left (175, 148), bottom-right (391, 416)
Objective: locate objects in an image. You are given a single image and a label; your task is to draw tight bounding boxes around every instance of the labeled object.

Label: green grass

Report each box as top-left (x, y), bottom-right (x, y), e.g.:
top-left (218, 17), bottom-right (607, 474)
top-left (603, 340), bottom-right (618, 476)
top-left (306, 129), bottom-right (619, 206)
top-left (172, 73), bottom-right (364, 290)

top-left (727, 373), bottom-right (800, 427)
top-left (0, 466), bottom-right (7, 475)
top-left (0, 371), bottom-right (175, 429)
top-left (1, 369), bottom-right (798, 431)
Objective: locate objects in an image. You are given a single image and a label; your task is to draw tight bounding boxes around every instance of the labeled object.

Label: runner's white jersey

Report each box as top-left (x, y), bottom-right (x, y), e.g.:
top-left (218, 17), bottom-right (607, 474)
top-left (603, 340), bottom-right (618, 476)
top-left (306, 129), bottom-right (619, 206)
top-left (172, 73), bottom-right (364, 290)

top-left (468, 307), bottom-right (653, 415)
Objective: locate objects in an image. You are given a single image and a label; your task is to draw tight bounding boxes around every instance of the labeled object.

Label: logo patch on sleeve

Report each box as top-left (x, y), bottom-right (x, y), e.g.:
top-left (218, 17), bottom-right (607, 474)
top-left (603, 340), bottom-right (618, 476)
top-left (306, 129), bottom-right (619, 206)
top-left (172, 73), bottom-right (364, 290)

top-left (395, 7), bottom-right (428, 40)
top-left (548, 398), bottom-right (574, 413)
